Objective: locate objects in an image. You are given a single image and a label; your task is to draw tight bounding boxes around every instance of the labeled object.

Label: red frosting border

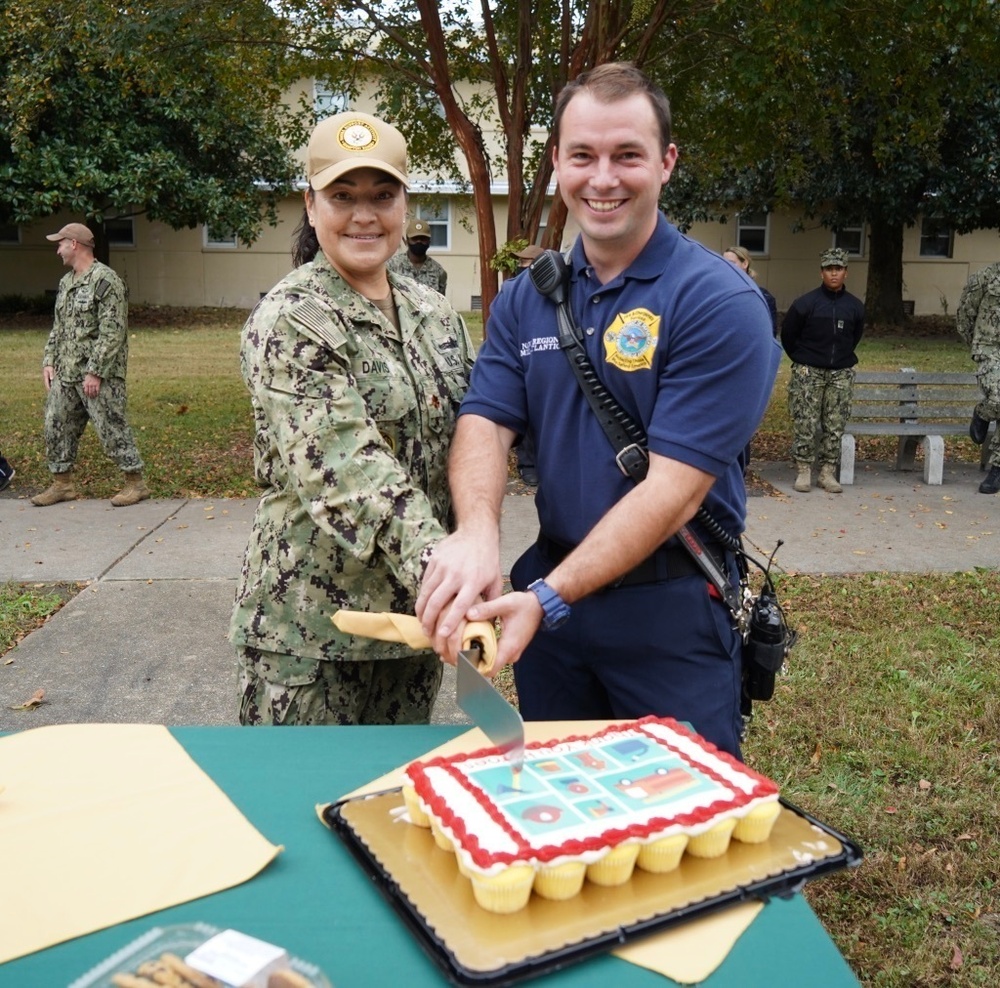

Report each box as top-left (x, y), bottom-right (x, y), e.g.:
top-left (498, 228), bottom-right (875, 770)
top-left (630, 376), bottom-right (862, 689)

top-left (405, 716), bottom-right (778, 870)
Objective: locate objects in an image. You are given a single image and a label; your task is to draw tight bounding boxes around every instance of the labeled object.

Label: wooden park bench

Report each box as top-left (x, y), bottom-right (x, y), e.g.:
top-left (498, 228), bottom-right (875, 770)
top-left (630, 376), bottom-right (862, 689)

top-left (840, 369), bottom-right (993, 485)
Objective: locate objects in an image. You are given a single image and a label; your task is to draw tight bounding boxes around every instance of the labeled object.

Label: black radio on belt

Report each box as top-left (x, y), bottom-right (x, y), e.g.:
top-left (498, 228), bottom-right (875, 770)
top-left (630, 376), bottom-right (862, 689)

top-left (743, 586), bottom-right (791, 700)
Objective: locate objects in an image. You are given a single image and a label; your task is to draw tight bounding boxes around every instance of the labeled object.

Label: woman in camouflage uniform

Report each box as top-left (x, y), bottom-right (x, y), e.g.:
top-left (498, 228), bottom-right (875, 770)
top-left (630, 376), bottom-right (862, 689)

top-left (230, 112), bottom-right (475, 725)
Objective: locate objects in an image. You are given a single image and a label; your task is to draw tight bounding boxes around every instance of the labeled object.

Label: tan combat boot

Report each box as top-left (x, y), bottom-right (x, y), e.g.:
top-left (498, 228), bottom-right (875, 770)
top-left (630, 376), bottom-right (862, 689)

top-left (793, 462), bottom-right (812, 493)
top-left (817, 463), bottom-right (843, 493)
top-left (31, 469), bottom-right (78, 506)
top-left (110, 471), bottom-right (150, 507)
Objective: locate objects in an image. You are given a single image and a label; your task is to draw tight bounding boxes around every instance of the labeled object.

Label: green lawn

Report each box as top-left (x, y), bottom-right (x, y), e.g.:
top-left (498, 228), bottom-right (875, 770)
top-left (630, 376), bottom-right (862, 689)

top-left (1, 311), bottom-right (997, 986)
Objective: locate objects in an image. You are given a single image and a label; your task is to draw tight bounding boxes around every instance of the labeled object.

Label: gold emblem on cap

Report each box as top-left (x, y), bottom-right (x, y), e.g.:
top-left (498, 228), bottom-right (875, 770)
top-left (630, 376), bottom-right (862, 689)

top-left (339, 120), bottom-right (379, 152)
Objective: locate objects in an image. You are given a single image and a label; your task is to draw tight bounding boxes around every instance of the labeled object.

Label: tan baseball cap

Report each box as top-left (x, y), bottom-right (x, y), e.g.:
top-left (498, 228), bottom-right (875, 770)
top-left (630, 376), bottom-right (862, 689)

top-left (46, 223), bottom-right (95, 247)
top-left (307, 112), bottom-right (409, 190)
top-left (406, 218), bottom-right (431, 238)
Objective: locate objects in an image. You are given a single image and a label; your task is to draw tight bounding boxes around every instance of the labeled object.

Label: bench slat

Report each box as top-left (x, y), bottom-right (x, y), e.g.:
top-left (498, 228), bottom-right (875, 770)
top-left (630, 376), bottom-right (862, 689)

top-left (844, 422), bottom-right (970, 436)
top-left (851, 387), bottom-right (980, 403)
top-left (849, 405), bottom-right (978, 420)
top-left (853, 371), bottom-right (977, 385)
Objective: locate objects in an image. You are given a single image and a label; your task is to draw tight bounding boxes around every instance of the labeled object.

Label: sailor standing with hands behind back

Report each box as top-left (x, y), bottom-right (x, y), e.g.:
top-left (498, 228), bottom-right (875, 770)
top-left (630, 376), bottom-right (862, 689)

top-left (781, 247), bottom-right (865, 494)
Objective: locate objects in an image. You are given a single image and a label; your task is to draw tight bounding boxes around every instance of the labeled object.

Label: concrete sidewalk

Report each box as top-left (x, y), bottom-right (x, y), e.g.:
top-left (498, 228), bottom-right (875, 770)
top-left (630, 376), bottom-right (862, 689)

top-left (1, 459), bottom-right (996, 732)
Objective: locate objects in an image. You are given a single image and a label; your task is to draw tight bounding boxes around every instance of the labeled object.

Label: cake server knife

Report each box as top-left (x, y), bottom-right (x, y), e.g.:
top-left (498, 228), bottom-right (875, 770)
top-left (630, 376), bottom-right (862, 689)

top-left (457, 647), bottom-right (525, 780)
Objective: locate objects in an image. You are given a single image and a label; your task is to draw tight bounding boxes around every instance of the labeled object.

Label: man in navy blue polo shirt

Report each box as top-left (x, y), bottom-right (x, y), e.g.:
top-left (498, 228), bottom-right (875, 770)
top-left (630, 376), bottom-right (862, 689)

top-left (417, 63), bottom-right (779, 758)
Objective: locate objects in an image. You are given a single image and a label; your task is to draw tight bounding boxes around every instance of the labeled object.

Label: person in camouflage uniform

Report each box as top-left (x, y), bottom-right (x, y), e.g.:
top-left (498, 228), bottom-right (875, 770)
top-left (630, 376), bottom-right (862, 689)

top-left (386, 217), bottom-right (448, 295)
top-left (32, 223), bottom-right (148, 508)
top-left (956, 261), bottom-right (1000, 494)
top-left (781, 247), bottom-right (866, 494)
top-left (229, 111), bottom-right (474, 726)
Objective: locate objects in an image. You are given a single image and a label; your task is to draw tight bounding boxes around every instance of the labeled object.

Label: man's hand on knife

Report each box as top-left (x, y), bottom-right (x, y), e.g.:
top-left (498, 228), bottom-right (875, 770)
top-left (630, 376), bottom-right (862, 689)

top-left (416, 528), bottom-right (503, 664)
top-left (464, 591), bottom-right (543, 674)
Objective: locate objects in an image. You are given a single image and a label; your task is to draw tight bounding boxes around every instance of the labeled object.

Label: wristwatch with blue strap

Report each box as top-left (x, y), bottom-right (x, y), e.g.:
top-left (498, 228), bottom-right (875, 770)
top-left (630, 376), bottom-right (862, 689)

top-left (527, 578), bottom-right (571, 631)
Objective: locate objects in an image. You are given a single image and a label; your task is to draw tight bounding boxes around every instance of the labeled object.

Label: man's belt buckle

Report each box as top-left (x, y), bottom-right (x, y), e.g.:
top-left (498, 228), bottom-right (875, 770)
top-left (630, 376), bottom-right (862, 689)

top-left (615, 443), bottom-right (648, 478)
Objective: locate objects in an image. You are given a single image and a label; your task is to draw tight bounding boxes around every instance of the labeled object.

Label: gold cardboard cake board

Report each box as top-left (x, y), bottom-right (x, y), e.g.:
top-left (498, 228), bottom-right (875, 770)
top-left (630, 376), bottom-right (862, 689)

top-left (329, 789), bottom-right (852, 983)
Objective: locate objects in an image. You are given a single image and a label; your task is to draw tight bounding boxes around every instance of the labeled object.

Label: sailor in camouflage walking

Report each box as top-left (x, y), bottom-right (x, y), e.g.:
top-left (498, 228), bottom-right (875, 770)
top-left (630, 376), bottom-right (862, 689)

top-left (32, 223), bottom-right (148, 508)
top-left (781, 247), bottom-right (866, 493)
top-left (386, 217), bottom-right (448, 295)
top-left (229, 111), bottom-right (474, 726)
top-left (956, 261), bottom-right (1000, 494)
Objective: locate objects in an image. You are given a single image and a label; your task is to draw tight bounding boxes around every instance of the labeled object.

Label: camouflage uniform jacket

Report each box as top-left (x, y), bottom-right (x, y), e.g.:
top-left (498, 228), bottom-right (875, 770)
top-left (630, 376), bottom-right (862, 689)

top-left (230, 254), bottom-right (474, 662)
top-left (44, 261), bottom-right (129, 382)
top-left (386, 251), bottom-right (448, 295)
top-left (957, 261), bottom-right (1000, 356)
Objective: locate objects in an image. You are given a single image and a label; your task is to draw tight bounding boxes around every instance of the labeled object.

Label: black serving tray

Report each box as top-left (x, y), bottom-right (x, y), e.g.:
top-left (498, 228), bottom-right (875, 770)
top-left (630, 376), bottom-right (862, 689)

top-left (323, 790), bottom-right (862, 987)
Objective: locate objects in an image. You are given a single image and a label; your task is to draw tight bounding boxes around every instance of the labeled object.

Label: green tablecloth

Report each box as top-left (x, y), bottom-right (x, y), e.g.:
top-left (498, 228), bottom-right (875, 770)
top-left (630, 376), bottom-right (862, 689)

top-left (2, 726), bottom-right (860, 986)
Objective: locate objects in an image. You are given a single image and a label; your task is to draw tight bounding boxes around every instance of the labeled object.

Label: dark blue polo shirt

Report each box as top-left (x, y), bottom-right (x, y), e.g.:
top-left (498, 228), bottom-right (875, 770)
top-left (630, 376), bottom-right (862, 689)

top-left (461, 214), bottom-right (780, 545)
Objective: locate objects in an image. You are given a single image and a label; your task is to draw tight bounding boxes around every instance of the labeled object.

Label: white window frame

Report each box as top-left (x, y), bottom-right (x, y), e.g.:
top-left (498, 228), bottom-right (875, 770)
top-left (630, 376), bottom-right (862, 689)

top-left (415, 201), bottom-right (450, 251)
top-left (919, 217), bottom-right (954, 258)
top-left (834, 224), bottom-right (865, 258)
top-left (736, 210), bottom-right (769, 255)
top-left (314, 80), bottom-right (349, 119)
top-left (203, 224), bottom-right (239, 250)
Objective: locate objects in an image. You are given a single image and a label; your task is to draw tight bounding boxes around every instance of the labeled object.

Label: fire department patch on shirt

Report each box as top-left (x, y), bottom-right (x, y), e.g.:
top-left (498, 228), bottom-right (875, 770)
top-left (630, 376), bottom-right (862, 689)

top-left (603, 308), bottom-right (660, 371)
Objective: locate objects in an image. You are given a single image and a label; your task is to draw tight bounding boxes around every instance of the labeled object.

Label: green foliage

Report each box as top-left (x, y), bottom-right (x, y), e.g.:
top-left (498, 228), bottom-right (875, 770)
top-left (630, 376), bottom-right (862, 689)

top-left (283, 1), bottom-right (713, 268)
top-left (489, 238), bottom-right (530, 275)
top-left (0, 0), bottom-right (306, 246)
top-left (662, 1), bottom-right (1000, 322)
top-left (0, 293), bottom-right (53, 315)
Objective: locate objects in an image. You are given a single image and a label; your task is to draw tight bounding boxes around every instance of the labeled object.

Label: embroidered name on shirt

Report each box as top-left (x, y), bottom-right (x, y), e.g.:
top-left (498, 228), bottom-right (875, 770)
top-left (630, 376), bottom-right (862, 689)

top-left (520, 336), bottom-right (560, 357)
top-left (362, 358), bottom-right (392, 375)
top-left (603, 308), bottom-right (660, 371)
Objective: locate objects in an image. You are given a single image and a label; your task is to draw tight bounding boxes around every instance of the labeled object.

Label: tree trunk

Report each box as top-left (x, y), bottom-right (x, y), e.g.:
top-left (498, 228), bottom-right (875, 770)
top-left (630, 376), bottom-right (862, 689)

top-left (91, 220), bottom-right (110, 267)
top-left (864, 216), bottom-right (906, 325)
top-left (415, 0), bottom-right (499, 328)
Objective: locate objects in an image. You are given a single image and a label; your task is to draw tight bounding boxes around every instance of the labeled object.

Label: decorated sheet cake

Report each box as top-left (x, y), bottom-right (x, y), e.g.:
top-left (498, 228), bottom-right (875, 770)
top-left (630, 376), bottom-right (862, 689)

top-left (403, 716), bottom-right (781, 913)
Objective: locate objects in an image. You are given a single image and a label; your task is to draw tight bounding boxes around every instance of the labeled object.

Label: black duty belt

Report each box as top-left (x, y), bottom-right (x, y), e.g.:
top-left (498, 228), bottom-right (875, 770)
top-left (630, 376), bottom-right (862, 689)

top-left (536, 534), bottom-right (728, 588)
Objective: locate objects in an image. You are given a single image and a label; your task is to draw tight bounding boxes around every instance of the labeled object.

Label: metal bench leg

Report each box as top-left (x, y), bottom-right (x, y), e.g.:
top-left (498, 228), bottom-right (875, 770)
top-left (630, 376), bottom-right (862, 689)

top-left (840, 434), bottom-right (856, 485)
top-left (923, 435), bottom-right (944, 484)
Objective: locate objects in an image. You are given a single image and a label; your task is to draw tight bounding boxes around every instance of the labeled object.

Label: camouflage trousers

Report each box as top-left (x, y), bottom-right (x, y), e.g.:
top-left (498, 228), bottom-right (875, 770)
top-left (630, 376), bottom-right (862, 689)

top-left (44, 375), bottom-right (143, 474)
top-left (973, 352), bottom-right (1000, 467)
top-left (237, 646), bottom-right (444, 726)
top-left (788, 363), bottom-right (855, 466)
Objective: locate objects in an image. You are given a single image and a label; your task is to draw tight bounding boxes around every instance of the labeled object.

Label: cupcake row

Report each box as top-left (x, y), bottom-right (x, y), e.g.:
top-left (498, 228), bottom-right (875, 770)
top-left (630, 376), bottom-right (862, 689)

top-left (402, 784), bottom-right (781, 914)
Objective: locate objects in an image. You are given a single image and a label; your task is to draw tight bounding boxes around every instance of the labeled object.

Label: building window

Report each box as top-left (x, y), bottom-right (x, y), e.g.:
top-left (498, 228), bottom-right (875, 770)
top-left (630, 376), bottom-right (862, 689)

top-left (920, 218), bottom-right (953, 257)
top-left (736, 211), bottom-right (768, 254)
top-left (0, 223), bottom-right (19, 244)
top-left (204, 225), bottom-right (238, 249)
top-left (415, 201), bottom-right (450, 250)
top-left (106, 217), bottom-right (135, 247)
top-left (315, 80), bottom-right (349, 119)
top-left (834, 225), bottom-right (865, 257)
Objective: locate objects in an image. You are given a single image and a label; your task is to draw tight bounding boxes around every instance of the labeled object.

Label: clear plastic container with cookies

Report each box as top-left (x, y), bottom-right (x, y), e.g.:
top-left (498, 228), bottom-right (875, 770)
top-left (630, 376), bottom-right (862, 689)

top-left (68, 922), bottom-right (332, 988)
